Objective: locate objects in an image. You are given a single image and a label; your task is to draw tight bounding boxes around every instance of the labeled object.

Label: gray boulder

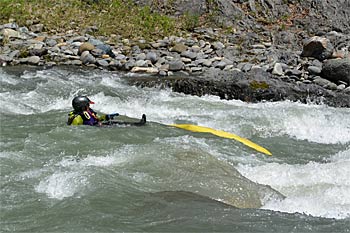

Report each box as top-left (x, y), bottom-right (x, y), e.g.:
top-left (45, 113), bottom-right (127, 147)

top-left (29, 48), bottom-right (48, 57)
top-left (80, 51), bottom-right (96, 64)
top-left (146, 51), bottom-right (157, 64)
top-left (29, 24), bottom-right (44, 33)
top-left (321, 58), bottom-right (350, 85)
top-left (301, 36), bottom-right (334, 61)
top-left (96, 44), bottom-right (115, 58)
top-left (0, 55), bottom-right (9, 66)
top-left (308, 66), bottom-right (322, 75)
top-left (169, 60), bottom-right (185, 71)
top-left (27, 56), bottom-right (41, 65)
top-left (78, 42), bottom-right (95, 55)
top-left (1, 28), bottom-right (23, 39)
top-left (96, 59), bottom-right (109, 67)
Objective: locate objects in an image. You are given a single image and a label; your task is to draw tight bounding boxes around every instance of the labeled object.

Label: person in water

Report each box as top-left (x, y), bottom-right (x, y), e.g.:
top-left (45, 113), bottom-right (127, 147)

top-left (67, 96), bottom-right (119, 126)
top-left (67, 96), bottom-right (146, 126)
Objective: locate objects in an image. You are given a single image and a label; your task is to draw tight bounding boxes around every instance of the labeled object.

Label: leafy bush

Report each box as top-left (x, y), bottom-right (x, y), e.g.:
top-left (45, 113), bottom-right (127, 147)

top-left (0, 0), bottom-right (204, 40)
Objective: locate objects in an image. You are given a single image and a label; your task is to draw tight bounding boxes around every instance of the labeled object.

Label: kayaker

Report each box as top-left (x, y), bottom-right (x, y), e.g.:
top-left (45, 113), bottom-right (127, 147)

top-left (67, 96), bottom-right (119, 126)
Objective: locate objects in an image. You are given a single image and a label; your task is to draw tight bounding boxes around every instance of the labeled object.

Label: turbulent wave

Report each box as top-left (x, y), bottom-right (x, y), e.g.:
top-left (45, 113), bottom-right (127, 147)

top-left (237, 148), bottom-right (350, 219)
top-left (1, 66), bottom-right (349, 227)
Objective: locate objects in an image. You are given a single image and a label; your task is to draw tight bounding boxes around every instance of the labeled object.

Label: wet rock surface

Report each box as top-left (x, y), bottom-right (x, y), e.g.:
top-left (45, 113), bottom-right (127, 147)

top-left (129, 68), bottom-right (350, 107)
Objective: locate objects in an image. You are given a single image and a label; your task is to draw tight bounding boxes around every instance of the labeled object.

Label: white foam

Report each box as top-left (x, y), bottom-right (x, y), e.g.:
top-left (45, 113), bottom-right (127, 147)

top-left (0, 91), bottom-right (35, 115)
top-left (3, 67), bottom-right (350, 144)
top-left (330, 147), bottom-right (350, 162)
top-left (127, 92), bottom-right (350, 145)
top-left (280, 110), bottom-right (350, 144)
top-left (35, 171), bottom-right (88, 200)
top-left (18, 168), bottom-right (45, 180)
top-left (34, 148), bottom-right (136, 200)
top-left (5, 68), bottom-right (348, 145)
top-left (58, 154), bottom-right (126, 168)
top-left (0, 74), bottom-right (18, 85)
top-left (237, 148), bottom-right (350, 219)
top-left (0, 87), bottom-right (72, 114)
top-left (263, 191), bottom-right (350, 219)
top-left (219, 101), bottom-right (350, 145)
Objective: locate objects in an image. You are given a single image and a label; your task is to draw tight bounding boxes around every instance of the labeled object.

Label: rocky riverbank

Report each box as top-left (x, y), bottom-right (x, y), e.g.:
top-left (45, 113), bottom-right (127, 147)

top-left (1, 0), bottom-right (350, 107)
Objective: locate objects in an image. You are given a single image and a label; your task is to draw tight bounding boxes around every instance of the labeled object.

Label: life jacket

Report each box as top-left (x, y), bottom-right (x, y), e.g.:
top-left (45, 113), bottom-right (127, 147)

top-left (67, 109), bottom-right (101, 126)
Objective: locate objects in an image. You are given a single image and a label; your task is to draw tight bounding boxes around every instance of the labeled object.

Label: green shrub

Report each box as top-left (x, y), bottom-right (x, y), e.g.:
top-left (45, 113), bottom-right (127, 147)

top-left (250, 80), bottom-right (269, 90)
top-left (0, 0), bottom-right (216, 40)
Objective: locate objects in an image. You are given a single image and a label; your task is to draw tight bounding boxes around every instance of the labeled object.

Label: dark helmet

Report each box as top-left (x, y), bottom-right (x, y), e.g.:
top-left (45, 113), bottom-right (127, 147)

top-left (72, 96), bottom-right (94, 112)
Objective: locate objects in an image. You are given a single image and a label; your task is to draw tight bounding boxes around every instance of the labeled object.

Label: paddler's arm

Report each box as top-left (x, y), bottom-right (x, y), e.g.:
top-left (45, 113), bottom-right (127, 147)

top-left (97, 113), bottom-right (119, 121)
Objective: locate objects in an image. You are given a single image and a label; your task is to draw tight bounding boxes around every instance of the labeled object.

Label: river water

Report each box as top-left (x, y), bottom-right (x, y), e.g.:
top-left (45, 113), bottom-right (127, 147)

top-left (1, 66), bottom-right (349, 232)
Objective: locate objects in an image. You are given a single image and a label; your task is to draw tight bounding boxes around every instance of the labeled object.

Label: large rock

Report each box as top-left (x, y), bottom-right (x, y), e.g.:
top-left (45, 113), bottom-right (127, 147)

top-left (96, 44), bottom-right (115, 58)
top-left (298, 0), bottom-right (350, 34)
top-left (29, 48), bottom-right (48, 57)
top-left (171, 43), bottom-right (188, 53)
top-left (80, 51), bottom-right (96, 64)
top-left (1, 28), bottom-right (23, 39)
top-left (321, 58), bottom-right (350, 85)
top-left (301, 36), bottom-right (334, 61)
top-left (78, 42), bottom-right (95, 55)
top-left (29, 24), bottom-right (44, 33)
top-left (132, 0), bottom-right (350, 35)
top-left (0, 56), bottom-right (6, 66)
top-left (130, 69), bottom-right (350, 108)
top-left (169, 60), bottom-right (184, 71)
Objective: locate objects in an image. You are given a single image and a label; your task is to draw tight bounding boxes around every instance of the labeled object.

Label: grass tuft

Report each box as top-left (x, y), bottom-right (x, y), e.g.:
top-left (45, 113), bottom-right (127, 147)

top-left (0, 0), bottom-right (206, 40)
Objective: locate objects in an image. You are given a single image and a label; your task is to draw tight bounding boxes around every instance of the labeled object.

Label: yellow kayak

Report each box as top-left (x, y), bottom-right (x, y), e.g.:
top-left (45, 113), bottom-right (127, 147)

top-left (171, 124), bottom-right (272, 156)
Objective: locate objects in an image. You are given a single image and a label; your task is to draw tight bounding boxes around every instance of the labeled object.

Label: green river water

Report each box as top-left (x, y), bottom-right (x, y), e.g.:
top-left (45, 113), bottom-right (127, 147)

top-left (1, 66), bottom-right (349, 232)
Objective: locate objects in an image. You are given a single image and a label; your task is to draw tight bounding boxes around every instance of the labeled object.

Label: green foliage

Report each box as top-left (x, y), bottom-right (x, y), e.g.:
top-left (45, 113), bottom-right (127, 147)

top-left (0, 0), bottom-right (191, 40)
top-left (0, 0), bottom-right (26, 23)
top-left (181, 12), bottom-right (199, 32)
top-left (280, 23), bottom-right (286, 31)
top-left (250, 80), bottom-right (269, 90)
top-left (19, 48), bottom-right (29, 58)
top-left (135, 6), bottom-right (175, 37)
top-left (0, 0), bottom-right (229, 40)
top-left (281, 14), bottom-right (289, 21)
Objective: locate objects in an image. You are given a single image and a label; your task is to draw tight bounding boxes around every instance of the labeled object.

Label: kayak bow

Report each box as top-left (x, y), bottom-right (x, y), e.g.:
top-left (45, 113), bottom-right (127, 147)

top-left (170, 124), bottom-right (272, 156)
